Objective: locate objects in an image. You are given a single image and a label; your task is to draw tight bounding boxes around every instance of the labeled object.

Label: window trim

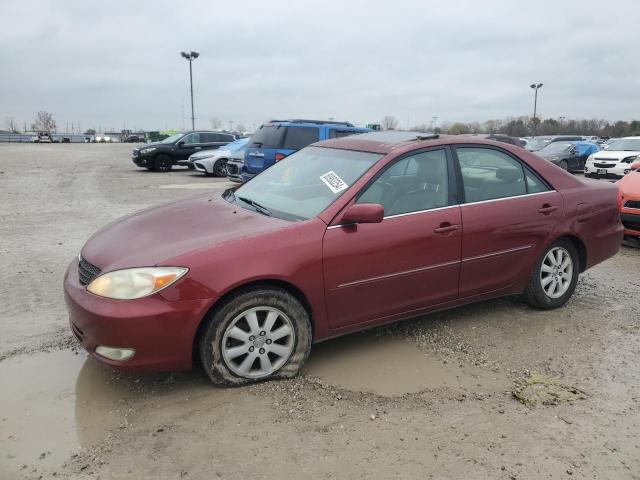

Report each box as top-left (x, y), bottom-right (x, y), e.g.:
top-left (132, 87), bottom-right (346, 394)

top-left (450, 143), bottom-right (552, 205)
top-left (353, 146), bottom-right (459, 218)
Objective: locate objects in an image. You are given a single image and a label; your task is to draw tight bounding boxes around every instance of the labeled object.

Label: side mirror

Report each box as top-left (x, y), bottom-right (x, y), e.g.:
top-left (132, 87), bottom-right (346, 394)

top-left (341, 203), bottom-right (384, 225)
top-left (177, 141), bottom-right (185, 147)
top-left (631, 162), bottom-right (640, 171)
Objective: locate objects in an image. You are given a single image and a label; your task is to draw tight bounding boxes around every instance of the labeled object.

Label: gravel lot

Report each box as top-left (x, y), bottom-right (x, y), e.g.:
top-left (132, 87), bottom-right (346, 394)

top-left (1, 143), bottom-right (639, 480)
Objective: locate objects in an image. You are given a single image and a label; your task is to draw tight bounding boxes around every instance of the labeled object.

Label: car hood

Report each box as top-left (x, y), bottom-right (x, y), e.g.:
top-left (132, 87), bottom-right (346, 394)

top-left (593, 150), bottom-right (640, 161)
top-left (81, 193), bottom-right (291, 271)
top-left (619, 171), bottom-right (640, 195)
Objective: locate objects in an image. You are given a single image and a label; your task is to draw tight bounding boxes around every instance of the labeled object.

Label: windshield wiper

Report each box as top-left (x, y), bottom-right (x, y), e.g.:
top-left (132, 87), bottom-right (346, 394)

top-left (237, 196), bottom-right (272, 216)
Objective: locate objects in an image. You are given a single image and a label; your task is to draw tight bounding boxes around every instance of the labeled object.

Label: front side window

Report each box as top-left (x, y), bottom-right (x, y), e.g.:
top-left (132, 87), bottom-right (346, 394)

top-left (228, 146), bottom-right (381, 221)
top-left (456, 147), bottom-right (526, 203)
top-left (283, 127), bottom-right (319, 150)
top-left (357, 149), bottom-right (449, 217)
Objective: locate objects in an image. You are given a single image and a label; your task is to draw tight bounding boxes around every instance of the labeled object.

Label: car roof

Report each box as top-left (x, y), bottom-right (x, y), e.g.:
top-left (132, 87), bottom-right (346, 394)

top-left (316, 131), bottom-right (441, 153)
top-left (267, 119), bottom-right (357, 128)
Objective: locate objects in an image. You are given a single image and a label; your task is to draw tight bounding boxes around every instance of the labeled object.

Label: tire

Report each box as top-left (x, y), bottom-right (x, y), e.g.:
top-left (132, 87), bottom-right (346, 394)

top-left (521, 238), bottom-right (579, 310)
top-left (199, 287), bottom-right (312, 386)
top-left (153, 154), bottom-right (172, 172)
top-left (212, 159), bottom-right (228, 177)
top-left (145, 166), bottom-right (154, 171)
top-left (559, 160), bottom-right (568, 171)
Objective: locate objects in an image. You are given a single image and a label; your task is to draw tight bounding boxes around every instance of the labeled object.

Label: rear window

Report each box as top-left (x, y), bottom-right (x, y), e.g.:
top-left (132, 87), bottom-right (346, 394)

top-left (248, 125), bottom-right (286, 149)
top-left (283, 127), bottom-right (319, 150)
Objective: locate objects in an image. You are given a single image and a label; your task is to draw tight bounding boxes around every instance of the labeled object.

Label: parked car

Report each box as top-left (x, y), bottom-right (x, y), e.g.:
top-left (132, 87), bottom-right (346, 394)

top-left (584, 137), bottom-right (640, 179)
top-left (536, 141), bottom-right (599, 172)
top-left (241, 119), bottom-right (371, 182)
top-left (525, 135), bottom-right (584, 152)
top-left (131, 131), bottom-right (236, 172)
top-left (226, 142), bottom-right (250, 183)
top-left (64, 131), bottom-right (623, 385)
top-left (617, 162), bottom-right (640, 242)
top-left (189, 138), bottom-right (250, 176)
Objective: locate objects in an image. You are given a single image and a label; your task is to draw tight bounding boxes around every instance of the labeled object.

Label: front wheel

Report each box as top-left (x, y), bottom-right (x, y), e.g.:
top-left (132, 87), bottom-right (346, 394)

top-left (212, 159), bottom-right (228, 177)
top-left (199, 287), bottom-right (312, 386)
top-left (153, 154), bottom-right (172, 172)
top-left (559, 160), bottom-right (568, 171)
top-left (521, 238), bottom-right (579, 309)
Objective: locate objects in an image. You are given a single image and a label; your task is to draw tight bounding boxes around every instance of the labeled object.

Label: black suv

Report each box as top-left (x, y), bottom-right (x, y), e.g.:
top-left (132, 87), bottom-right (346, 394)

top-left (132, 131), bottom-right (236, 172)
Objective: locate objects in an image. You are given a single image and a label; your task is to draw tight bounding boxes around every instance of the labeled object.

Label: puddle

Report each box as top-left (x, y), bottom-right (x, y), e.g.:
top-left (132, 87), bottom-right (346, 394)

top-left (0, 350), bottom-right (126, 475)
top-left (154, 183), bottom-right (219, 189)
top-left (305, 332), bottom-right (508, 396)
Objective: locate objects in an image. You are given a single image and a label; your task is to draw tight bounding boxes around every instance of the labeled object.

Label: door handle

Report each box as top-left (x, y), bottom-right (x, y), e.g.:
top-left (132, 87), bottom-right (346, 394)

top-left (194, 146), bottom-right (202, 150)
top-left (434, 223), bottom-right (459, 234)
top-left (538, 204), bottom-right (558, 215)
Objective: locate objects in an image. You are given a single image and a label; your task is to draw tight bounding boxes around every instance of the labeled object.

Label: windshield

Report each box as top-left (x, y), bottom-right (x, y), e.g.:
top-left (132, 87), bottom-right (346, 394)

top-left (539, 142), bottom-right (573, 154)
top-left (526, 137), bottom-right (551, 151)
top-left (160, 133), bottom-right (184, 144)
top-left (605, 138), bottom-right (640, 151)
top-left (228, 146), bottom-right (382, 221)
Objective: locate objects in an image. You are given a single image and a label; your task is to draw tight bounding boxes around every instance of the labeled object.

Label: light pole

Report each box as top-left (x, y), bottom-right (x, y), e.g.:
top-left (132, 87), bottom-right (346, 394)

top-left (530, 82), bottom-right (543, 136)
top-left (181, 51), bottom-right (200, 131)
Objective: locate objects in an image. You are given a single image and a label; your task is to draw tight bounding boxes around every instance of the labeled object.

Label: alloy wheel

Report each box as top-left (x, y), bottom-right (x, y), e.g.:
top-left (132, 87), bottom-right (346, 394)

top-left (540, 246), bottom-right (573, 299)
top-left (221, 306), bottom-right (295, 379)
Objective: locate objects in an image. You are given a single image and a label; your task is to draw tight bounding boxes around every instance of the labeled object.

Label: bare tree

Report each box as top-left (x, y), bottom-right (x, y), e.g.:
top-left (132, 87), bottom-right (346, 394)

top-left (235, 123), bottom-right (247, 133)
top-left (31, 111), bottom-right (57, 132)
top-left (382, 115), bottom-right (399, 130)
top-left (4, 116), bottom-right (20, 133)
top-left (209, 117), bottom-right (222, 130)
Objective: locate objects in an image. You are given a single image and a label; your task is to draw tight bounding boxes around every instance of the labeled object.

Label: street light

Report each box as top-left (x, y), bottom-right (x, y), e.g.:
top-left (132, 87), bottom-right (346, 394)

top-left (181, 51), bottom-right (200, 131)
top-left (530, 82), bottom-right (543, 136)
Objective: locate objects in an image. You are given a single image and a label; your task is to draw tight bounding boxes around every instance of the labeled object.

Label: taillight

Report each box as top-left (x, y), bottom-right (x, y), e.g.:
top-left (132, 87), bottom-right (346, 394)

top-left (275, 153), bottom-right (286, 162)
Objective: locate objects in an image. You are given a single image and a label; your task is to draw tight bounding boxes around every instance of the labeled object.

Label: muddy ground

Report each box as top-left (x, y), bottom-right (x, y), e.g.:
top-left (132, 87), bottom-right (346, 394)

top-left (0, 143), bottom-right (639, 480)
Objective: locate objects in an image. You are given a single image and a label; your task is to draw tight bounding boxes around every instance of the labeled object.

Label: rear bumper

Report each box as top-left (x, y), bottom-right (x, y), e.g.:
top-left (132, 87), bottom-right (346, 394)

top-left (63, 258), bottom-right (210, 372)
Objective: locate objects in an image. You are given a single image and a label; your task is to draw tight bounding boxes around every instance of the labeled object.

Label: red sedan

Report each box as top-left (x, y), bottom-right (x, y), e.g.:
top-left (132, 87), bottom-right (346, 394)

top-left (64, 131), bottom-right (623, 385)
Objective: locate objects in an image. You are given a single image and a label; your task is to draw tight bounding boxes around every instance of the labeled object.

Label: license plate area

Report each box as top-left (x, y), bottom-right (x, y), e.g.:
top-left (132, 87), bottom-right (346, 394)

top-left (597, 168), bottom-right (607, 175)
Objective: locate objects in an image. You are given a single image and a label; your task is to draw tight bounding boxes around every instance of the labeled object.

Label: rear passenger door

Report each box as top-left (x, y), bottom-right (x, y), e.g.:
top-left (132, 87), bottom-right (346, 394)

top-left (454, 146), bottom-right (563, 297)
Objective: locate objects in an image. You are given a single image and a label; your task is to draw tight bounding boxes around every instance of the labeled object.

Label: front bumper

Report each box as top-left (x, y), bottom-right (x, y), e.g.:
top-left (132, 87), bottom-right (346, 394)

top-left (226, 159), bottom-right (244, 182)
top-left (584, 162), bottom-right (629, 179)
top-left (193, 161), bottom-right (209, 174)
top-left (63, 258), bottom-right (210, 372)
top-left (132, 153), bottom-right (153, 167)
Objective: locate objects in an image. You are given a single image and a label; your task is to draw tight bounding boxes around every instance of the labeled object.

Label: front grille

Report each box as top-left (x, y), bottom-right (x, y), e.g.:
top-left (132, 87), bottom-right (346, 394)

top-left (78, 257), bottom-right (101, 285)
top-left (625, 200), bottom-right (640, 209)
top-left (594, 162), bottom-right (615, 168)
top-left (621, 214), bottom-right (640, 231)
top-left (132, 150), bottom-right (139, 157)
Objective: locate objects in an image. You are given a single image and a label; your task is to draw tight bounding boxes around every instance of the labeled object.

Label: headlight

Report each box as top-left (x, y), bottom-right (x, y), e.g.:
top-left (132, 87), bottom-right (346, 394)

top-left (140, 147), bottom-right (157, 154)
top-left (621, 155), bottom-right (638, 164)
top-left (87, 267), bottom-right (188, 300)
top-left (586, 154), bottom-right (594, 163)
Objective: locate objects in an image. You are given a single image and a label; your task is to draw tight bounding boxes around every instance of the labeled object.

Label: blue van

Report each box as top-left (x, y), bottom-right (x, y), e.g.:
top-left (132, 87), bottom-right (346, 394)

top-left (241, 119), bottom-right (371, 182)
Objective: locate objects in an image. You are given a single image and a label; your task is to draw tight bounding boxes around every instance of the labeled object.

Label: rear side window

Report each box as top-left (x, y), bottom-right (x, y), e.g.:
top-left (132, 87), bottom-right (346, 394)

top-left (248, 125), bottom-right (286, 149)
top-left (456, 147), bottom-right (526, 203)
top-left (525, 168), bottom-right (550, 194)
top-left (283, 127), bottom-right (319, 150)
top-left (183, 133), bottom-right (200, 144)
top-left (217, 133), bottom-right (235, 143)
top-left (199, 133), bottom-right (215, 143)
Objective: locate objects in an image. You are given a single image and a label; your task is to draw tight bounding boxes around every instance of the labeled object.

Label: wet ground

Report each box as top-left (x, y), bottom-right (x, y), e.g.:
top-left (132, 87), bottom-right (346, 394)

top-left (1, 144), bottom-right (639, 479)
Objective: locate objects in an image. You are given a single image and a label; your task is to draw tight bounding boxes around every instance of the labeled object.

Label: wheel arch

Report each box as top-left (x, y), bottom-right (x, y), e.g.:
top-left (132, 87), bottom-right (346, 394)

top-left (556, 233), bottom-right (587, 273)
top-left (191, 278), bottom-right (314, 365)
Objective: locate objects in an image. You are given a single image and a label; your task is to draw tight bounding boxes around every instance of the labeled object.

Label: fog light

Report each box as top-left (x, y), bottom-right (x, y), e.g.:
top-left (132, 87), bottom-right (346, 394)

top-left (95, 346), bottom-right (136, 361)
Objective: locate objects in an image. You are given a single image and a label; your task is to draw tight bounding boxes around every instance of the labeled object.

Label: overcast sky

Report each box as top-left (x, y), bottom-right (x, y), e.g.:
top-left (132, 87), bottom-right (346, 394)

top-left (1, 0), bottom-right (638, 132)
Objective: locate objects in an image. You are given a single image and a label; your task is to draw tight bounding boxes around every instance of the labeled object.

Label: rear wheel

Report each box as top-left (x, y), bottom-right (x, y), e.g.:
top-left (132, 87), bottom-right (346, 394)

top-left (559, 160), bottom-right (568, 171)
top-left (199, 287), bottom-right (312, 386)
top-left (521, 238), bottom-right (579, 309)
top-left (212, 159), bottom-right (228, 177)
top-left (153, 154), bottom-right (172, 172)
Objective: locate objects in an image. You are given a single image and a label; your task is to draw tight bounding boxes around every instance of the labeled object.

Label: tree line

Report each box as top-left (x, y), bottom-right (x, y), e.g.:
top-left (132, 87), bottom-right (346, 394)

top-left (418, 117), bottom-right (640, 138)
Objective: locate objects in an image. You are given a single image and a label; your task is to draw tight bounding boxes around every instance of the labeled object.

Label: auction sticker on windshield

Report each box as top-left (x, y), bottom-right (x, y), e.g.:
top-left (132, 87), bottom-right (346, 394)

top-left (320, 171), bottom-right (348, 194)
